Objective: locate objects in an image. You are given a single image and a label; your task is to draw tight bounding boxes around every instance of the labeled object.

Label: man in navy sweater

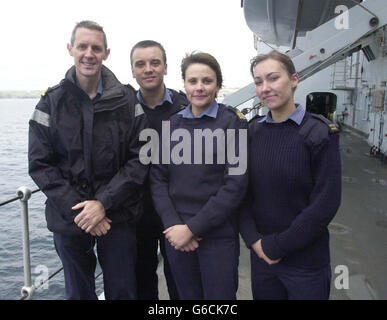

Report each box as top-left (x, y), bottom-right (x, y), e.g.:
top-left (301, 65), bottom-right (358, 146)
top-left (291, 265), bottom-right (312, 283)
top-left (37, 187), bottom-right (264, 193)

top-left (130, 40), bottom-right (188, 300)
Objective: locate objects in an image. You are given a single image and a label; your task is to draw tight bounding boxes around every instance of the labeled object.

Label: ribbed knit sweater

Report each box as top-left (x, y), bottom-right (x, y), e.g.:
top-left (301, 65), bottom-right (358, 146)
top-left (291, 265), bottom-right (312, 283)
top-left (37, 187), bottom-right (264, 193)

top-left (239, 112), bottom-right (341, 268)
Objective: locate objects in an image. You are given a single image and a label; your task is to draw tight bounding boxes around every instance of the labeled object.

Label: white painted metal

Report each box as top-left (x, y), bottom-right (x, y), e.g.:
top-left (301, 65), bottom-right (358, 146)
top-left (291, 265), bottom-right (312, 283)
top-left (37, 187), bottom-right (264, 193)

top-left (243, 0), bottom-right (361, 47)
top-left (225, 0), bottom-right (387, 104)
top-left (224, 0), bottom-right (387, 157)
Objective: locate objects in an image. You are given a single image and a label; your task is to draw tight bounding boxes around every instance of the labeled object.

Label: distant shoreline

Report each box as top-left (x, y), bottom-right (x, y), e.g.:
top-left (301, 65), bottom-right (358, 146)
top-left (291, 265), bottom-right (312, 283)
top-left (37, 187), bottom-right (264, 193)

top-left (0, 91), bottom-right (41, 99)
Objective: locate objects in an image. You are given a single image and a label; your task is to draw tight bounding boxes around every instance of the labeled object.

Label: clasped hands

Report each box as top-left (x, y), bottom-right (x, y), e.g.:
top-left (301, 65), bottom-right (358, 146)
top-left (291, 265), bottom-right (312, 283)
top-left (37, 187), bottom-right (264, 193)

top-left (252, 239), bottom-right (281, 265)
top-left (164, 224), bottom-right (202, 252)
top-left (72, 200), bottom-right (111, 237)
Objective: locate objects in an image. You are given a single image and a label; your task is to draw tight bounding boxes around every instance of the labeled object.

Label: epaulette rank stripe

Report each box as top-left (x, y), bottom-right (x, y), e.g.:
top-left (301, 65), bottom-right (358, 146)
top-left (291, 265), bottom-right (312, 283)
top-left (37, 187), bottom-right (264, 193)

top-left (235, 108), bottom-right (246, 120)
top-left (311, 113), bottom-right (339, 133)
top-left (41, 85), bottom-right (60, 97)
top-left (329, 123), bottom-right (340, 133)
top-left (227, 106), bottom-right (246, 120)
top-left (41, 88), bottom-right (49, 97)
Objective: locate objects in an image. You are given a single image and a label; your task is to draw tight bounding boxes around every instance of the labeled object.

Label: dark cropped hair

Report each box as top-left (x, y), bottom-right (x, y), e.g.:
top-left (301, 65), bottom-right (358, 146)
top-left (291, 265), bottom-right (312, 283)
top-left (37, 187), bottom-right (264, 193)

top-left (250, 50), bottom-right (297, 78)
top-left (181, 51), bottom-right (223, 89)
top-left (70, 20), bottom-right (108, 50)
top-left (130, 40), bottom-right (167, 66)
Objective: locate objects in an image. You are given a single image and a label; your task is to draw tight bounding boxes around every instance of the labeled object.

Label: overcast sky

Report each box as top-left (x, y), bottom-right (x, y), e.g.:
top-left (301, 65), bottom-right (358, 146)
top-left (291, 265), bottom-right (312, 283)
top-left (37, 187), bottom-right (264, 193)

top-left (0, 0), bottom-right (260, 92)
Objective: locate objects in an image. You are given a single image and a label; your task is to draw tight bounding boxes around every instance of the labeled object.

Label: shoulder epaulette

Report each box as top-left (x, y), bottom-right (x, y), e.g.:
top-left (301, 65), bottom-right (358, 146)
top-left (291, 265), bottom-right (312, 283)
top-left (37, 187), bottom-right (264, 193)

top-left (226, 106), bottom-right (247, 121)
top-left (169, 104), bottom-right (187, 116)
top-left (41, 84), bottom-right (60, 97)
top-left (178, 90), bottom-right (187, 98)
top-left (248, 114), bottom-right (265, 123)
top-left (167, 88), bottom-right (189, 108)
top-left (126, 83), bottom-right (136, 93)
top-left (310, 113), bottom-right (339, 133)
top-left (41, 88), bottom-right (49, 97)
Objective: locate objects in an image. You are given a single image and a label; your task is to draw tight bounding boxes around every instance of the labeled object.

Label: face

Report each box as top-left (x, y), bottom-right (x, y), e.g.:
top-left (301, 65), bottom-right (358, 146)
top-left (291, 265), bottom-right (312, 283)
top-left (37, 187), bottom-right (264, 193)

top-left (131, 46), bottom-right (167, 92)
top-left (67, 27), bottom-right (110, 80)
top-left (184, 63), bottom-right (219, 111)
top-left (253, 58), bottom-right (298, 112)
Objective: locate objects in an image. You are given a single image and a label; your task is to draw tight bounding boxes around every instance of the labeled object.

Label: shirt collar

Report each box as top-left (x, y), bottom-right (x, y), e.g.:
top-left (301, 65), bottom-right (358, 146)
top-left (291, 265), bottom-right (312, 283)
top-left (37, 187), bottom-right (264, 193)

top-left (259, 104), bottom-right (305, 125)
top-left (178, 100), bottom-right (219, 119)
top-left (136, 87), bottom-right (173, 108)
top-left (96, 77), bottom-right (103, 95)
top-left (75, 77), bottom-right (103, 102)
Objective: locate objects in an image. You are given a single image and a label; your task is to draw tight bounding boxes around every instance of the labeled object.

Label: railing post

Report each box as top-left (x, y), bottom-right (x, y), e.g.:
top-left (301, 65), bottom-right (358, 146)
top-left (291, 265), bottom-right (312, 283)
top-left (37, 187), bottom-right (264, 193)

top-left (17, 186), bottom-right (35, 300)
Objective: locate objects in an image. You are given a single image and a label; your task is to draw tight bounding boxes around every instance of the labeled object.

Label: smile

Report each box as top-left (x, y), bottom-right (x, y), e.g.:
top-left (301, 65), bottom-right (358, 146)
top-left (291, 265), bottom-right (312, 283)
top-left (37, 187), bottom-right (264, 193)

top-left (81, 61), bottom-right (96, 67)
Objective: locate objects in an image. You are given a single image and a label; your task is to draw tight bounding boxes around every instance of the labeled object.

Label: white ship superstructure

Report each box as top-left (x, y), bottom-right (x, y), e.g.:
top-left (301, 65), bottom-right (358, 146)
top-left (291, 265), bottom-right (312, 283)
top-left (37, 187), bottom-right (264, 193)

top-left (224, 0), bottom-right (387, 161)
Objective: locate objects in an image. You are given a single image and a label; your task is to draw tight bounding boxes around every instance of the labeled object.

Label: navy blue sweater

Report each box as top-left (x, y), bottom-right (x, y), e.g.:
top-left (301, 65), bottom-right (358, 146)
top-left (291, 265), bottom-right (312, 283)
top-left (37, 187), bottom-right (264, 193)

top-left (137, 89), bottom-right (188, 232)
top-left (239, 112), bottom-right (341, 268)
top-left (140, 89), bottom-right (188, 135)
top-left (150, 104), bottom-right (248, 238)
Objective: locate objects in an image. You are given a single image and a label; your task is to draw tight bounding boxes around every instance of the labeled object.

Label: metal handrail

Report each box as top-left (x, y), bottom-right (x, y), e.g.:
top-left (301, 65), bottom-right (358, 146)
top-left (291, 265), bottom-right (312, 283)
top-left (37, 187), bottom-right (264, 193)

top-left (1, 187), bottom-right (103, 300)
top-left (18, 187), bottom-right (34, 299)
top-left (0, 188), bottom-right (40, 207)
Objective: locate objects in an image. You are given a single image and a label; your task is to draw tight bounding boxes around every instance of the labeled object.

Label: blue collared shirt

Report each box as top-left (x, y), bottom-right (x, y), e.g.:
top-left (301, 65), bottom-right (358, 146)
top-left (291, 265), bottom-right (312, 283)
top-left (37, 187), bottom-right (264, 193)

top-left (178, 100), bottom-right (219, 119)
top-left (137, 87), bottom-right (173, 108)
top-left (75, 77), bottom-right (103, 102)
top-left (259, 104), bottom-right (305, 125)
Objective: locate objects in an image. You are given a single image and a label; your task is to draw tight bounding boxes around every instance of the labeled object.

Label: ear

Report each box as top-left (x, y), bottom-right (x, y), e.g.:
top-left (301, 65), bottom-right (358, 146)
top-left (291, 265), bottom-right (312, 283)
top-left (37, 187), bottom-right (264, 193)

top-left (103, 48), bottom-right (111, 61)
top-left (164, 63), bottom-right (168, 76)
top-left (67, 43), bottom-right (73, 57)
top-left (291, 73), bottom-right (299, 89)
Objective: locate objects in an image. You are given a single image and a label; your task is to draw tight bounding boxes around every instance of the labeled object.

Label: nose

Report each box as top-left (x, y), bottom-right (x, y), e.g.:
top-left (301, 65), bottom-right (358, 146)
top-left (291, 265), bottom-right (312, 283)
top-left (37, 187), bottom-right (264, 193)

top-left (195, 81), bottom-right (204, 91)
top-left (144, 62), bottom-right (153, 73)
top-left (84, 46), bottom-right (94, 58)
top-left (261, 80), bottom-right (270, 92)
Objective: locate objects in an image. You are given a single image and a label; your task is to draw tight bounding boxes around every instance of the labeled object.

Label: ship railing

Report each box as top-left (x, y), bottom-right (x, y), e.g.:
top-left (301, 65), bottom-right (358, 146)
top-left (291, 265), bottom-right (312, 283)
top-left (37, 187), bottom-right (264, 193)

top-left (0, 186), bottom-right (103, 300)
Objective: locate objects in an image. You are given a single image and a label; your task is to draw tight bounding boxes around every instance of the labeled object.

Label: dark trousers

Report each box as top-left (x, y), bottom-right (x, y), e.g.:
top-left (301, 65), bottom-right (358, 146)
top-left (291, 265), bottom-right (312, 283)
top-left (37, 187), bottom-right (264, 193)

top-left (250, 250), bottom-right (331, 300)
top-left (165, 237), bottom-right (239, 300)
top-left (136, 221), bottom-right (179, 300)
top-left (53, 221), bottom-right (137, 300)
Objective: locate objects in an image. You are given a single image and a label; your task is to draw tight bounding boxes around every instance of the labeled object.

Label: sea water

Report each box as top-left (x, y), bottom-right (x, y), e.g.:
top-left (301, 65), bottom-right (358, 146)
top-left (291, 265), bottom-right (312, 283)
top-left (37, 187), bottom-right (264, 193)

top-left (0, 99), bottom-right (103, 300)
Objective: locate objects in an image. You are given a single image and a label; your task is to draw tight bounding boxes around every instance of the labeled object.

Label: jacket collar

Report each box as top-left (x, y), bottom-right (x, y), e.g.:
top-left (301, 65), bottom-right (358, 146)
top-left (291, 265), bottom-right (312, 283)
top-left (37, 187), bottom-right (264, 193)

top-left (63, 65), bottom-right (125, 103)
top-left (61, 66), bottom-right (128, 112)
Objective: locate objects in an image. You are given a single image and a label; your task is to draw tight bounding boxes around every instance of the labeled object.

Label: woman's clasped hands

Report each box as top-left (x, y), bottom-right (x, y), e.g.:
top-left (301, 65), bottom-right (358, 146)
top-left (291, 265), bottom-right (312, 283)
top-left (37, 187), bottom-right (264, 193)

top-left (164, 224), bottom-right (202, 252)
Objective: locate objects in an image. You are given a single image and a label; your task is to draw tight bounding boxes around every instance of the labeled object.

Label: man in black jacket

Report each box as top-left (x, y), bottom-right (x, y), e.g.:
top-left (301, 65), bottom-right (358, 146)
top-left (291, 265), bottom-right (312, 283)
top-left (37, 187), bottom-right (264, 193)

top-left (131, 40), bottom-right (188, 299)
top-left (28, 21), bottom-right (148, 300)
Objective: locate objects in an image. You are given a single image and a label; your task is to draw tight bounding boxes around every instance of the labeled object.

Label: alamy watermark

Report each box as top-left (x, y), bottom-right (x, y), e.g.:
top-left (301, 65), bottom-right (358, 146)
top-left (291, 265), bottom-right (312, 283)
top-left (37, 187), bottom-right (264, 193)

top-left (334, 265), bottom-right (349, 290)
top-left (34, 264), bottom-right (49, 290)
top-left (335, 5), bottom-right (349, 30)
top-left (139, 121), bottom-right (248, 176)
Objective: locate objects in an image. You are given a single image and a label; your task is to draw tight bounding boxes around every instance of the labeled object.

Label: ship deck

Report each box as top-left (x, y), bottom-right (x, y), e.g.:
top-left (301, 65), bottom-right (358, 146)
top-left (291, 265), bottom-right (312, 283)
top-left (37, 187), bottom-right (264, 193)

top-left (156, 127), bottom-right (387, 300)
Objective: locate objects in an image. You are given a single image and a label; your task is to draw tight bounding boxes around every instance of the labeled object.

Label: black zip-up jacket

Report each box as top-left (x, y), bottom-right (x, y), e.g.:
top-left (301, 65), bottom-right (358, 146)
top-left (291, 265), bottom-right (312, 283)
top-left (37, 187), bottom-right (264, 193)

top-left (28, 65), bottom-right (149, 236)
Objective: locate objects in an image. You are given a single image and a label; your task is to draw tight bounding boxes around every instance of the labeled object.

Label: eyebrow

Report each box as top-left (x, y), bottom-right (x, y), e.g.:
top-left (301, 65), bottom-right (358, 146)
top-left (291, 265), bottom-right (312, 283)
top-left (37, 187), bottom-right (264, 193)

top-left (254, 72), bottom-right (281, 79)
top-left (134, 58), bottom-right (161, 63)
